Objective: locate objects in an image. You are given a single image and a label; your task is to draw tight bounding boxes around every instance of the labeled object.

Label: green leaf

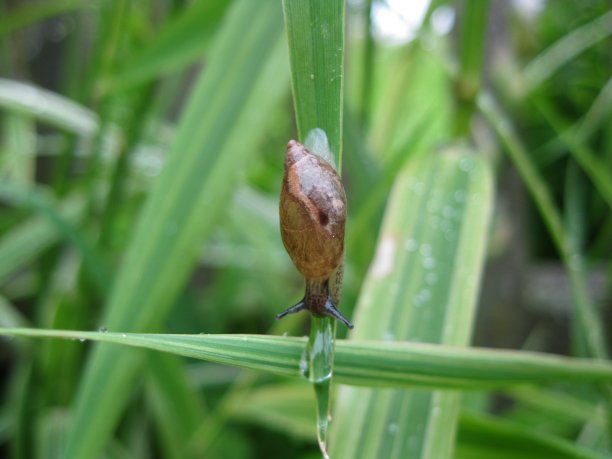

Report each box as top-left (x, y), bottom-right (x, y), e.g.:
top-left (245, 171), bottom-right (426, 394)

top-left (0, 0), bottom-right (90, 38)
top-left (523, 10), bottom-right (612, 93)
top-left (0, 193), bottom-right (85, 285)
top-left (102, 1), bottom-right (229, 94)
top-left (283, 0), bottom-right (345, 165)
top-left (61, 1), bottom-right (290, 457)
top-left (0, 182), bottom-right (108, 293)
top-left (0, 78), bottom-right (98, 135)
top-left (0, 329), bottom-right (609, 388)
top-left (145, 354), bottom-right (206, 459)
top-left (226, 383), bottom-right (316, 441)
top-left (331, 148), bottom-right (493, 459)
top-left (478, 93), bottom-right (608, 360)
top-left (457, 411), bottom-right (607, 459)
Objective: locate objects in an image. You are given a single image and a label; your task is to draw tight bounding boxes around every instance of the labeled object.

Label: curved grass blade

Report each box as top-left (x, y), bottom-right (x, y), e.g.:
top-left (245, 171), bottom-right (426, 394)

top-left (0, 78), bottom-right (98, 136)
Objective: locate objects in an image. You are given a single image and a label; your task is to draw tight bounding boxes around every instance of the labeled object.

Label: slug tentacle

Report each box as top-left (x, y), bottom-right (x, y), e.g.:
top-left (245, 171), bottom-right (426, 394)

top-left (322, 297), bottom-right (354, 329)
top-left (276, 300), bottom-right (306, 319)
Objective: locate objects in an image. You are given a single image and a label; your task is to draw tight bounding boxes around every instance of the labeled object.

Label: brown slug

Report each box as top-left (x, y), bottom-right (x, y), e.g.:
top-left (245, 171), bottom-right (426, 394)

top-left (277, 140), bottom-right (354, 329)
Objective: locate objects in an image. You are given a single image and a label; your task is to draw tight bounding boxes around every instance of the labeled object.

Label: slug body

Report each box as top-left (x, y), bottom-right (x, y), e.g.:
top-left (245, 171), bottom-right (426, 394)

top-left (277, 140), bottom-right (353, 329)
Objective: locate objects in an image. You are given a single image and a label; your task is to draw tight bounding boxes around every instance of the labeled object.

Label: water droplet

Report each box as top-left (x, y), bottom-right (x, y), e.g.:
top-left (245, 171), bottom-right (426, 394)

top-left (409, 180), bottom-right (425, 195)
top-left (383, 331), bottom-right (396, 341)
top-left (371, 236), bottom-right (396, 278)
top-left (404, 239), bottom-right (418, 252)
top-left (388, 423), bottom-right (399, 434)
top-left (78, 338), bottom-right (86, 343)
top-left (419, 243), bottom-right (432, 257)
top-left (98, 326), bottom-right (108, 333)
top-left (121, 333), bottom-right (127, 338)
top-left (299, 350), bottom-right (309, 377)
top-left (310, 73), bottom-right (314, 80)
top-left (459, 157), bottom-right (474, 172)
top-left (422, 257), bottom-right (436, 269)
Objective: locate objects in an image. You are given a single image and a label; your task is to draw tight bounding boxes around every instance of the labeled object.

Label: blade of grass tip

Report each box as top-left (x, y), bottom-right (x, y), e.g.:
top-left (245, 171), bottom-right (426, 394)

top-left (1, 330), bottom-right (611, 387)
top-left (478, 93), bottom-right (608, 361)
top-left (283, 0), bottom-right (345, 456)
top-left (62, 1), bottom-right (289, 458)
top-left (0, 78), bottom-right (98, 136)
top-left (332, 147), bottom-right (493, 459)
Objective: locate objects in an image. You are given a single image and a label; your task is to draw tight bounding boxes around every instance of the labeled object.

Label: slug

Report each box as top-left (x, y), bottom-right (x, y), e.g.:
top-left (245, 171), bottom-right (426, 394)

top-left (277, 140), bottom-right (354, 329)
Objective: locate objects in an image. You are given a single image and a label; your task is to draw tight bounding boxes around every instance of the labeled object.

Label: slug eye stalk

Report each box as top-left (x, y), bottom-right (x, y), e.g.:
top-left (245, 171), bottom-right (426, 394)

top-left (277, 140), bottom-right (353, 329)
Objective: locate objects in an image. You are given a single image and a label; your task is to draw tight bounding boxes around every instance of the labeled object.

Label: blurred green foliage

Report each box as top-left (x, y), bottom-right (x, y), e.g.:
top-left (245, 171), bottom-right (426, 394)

top-left (0, 0), bottom-right (610, 458)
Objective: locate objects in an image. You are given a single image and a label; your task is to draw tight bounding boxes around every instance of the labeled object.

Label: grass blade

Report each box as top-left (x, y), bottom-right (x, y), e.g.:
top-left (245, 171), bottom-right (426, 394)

top-left (478, 93), bottom-right (608, 360)
top-left (62, 1), bottom-right (289, 457)
top-left (283, 0), bottom-right (345, 163)
top-left (0, 78), bottom-right (98, 136)
top-left (331, 148), bottom-right (493, 458)
top-left (102, 1), bottom-right (229, 94)
top-left (0, 329), bottom-right (610, 388)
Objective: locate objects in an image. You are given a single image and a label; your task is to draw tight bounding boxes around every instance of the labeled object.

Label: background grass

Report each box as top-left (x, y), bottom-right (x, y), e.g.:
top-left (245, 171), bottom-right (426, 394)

top-left (0, 1), bottom-right (610, 458)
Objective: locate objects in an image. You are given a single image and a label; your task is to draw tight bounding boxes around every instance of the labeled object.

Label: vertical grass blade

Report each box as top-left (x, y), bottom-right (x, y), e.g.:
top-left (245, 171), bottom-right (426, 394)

top-left (283, 0), bottom-right (345, 164)
top-left (331, 148), bottom-right (493, 458)
top-left (282, 1), bottom-right (346, 456)
top-left (478, 93), bottom-right (608, 361)
top-left (63, 1), bottom-right (289, 457)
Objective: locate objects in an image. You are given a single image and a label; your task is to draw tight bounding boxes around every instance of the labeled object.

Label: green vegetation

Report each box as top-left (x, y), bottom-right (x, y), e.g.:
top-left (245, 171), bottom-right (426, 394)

top-left (0, 1), bottom-right (610, 458)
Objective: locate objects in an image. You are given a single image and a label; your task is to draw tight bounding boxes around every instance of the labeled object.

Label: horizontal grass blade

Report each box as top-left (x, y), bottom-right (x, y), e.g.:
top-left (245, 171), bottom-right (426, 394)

top-left (0, 329), bottom-right (609, 388)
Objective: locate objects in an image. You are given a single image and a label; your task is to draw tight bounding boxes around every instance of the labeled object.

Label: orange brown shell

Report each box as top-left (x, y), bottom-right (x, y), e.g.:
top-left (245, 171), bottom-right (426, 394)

top-left (279, 140), bottom-right (346, 281)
